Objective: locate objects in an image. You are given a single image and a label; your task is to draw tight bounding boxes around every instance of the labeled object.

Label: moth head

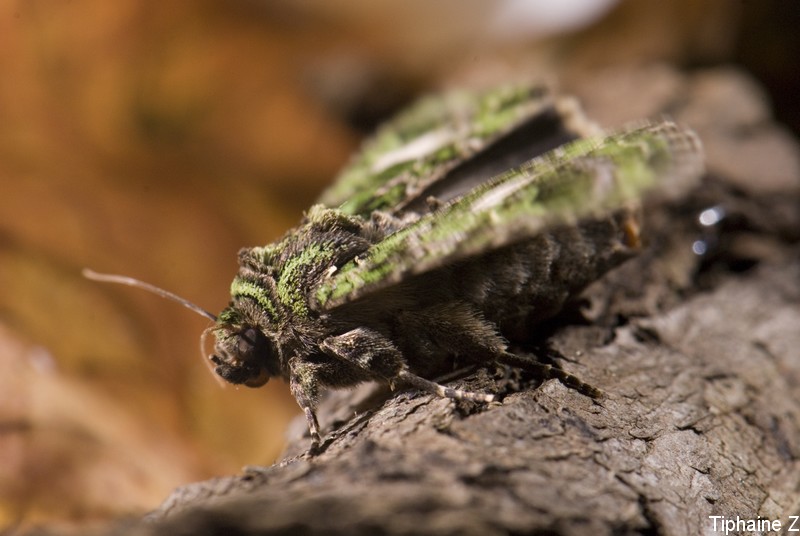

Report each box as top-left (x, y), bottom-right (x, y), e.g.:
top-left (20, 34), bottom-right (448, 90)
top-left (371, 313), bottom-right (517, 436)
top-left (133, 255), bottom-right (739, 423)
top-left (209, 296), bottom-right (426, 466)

top-left (82, 269), bottom-right (279, 388)
top-left (208, 308), bottom-right (281, 388)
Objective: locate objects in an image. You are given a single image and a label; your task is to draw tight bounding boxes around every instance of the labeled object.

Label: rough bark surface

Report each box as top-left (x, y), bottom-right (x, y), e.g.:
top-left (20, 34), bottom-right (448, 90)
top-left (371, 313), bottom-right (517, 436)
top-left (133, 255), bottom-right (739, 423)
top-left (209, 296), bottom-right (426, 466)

top-left (114, 66), bottom-right (799, 536)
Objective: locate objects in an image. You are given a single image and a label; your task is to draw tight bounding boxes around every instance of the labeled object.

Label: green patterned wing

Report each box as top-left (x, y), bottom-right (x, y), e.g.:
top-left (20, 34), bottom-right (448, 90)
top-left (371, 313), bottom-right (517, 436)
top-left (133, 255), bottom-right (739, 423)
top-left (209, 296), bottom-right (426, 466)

top-left (314, 121), bottom-right (704, 310)
top-left (317, 85), bottom-right (585, 218)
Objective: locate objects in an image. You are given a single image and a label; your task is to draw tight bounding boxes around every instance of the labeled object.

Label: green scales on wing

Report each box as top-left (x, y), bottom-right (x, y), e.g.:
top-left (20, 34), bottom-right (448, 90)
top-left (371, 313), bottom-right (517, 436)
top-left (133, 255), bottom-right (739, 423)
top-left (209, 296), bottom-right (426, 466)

top-left (314, 119), bottom-right (702, 310)
top-left (317, 85), bottom-right (575, 218)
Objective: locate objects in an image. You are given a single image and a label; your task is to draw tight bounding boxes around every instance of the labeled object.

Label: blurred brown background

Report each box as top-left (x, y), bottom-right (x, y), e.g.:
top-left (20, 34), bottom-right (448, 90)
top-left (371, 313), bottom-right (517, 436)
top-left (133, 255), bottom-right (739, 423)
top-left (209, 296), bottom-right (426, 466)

top-left (0, 0), bottom-right (797, 531)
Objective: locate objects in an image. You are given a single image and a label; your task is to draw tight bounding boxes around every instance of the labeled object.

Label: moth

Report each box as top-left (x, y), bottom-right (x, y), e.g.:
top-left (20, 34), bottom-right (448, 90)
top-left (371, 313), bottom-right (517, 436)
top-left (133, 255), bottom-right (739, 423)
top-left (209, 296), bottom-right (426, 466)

top-left (86, 85), bottom-right (704, 448)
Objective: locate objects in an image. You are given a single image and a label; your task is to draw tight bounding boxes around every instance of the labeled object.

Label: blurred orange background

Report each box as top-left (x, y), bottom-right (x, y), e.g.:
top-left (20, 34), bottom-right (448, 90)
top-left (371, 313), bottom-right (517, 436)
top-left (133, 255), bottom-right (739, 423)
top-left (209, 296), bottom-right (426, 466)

top-left (0, 0), bottom-right (796, 531)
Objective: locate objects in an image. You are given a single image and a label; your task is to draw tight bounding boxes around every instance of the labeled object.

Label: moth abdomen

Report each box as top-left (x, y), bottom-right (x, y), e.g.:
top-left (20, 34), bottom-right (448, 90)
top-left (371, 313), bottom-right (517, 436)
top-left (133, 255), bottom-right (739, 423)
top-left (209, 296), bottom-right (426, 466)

top-left (453, 209), bottom-right (640, 341)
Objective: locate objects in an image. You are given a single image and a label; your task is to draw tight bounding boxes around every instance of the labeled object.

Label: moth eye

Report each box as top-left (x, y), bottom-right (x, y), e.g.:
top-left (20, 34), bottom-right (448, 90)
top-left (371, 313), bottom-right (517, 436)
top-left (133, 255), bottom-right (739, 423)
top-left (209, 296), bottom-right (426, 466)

top-left (238, 327), bottom-right (259, 357)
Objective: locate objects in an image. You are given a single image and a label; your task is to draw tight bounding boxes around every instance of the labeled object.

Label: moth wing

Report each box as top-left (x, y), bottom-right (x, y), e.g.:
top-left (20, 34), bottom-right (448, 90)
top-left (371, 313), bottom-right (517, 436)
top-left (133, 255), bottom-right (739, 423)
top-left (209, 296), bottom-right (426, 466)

top-left (316, 85), bottom-right (592, 218)
top-left (314, 121), bottom-right (703, 310)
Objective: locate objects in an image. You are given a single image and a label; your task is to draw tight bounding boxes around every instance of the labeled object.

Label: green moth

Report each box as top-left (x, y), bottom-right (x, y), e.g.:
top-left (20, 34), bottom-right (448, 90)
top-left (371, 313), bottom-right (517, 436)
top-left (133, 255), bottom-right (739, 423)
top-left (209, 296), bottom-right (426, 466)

top-left (86, 85), bottom-right (704, 448)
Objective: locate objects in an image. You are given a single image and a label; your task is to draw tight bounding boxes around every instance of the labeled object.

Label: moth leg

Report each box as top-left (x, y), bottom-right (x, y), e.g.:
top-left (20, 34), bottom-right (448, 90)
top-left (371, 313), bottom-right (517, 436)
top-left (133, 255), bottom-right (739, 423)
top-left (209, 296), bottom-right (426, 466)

top-left (396, 370), bottom-right (495, 403)
top-left (320, 327), bottom-right (405, 381)
top-left (321, 328), bottom-right (495, 403)
top-left (497, 351), bottom-right (603, 398)
top-left (288, 360), bottom-right (322, 447)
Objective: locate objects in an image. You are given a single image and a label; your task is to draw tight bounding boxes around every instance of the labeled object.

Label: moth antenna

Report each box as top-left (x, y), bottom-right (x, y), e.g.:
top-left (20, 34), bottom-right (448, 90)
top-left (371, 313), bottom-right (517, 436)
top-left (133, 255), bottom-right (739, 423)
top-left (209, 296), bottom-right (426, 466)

top-left (82, 268), bottom-right (218, 321)
top-left (201, 326), bottom-right (227, 387)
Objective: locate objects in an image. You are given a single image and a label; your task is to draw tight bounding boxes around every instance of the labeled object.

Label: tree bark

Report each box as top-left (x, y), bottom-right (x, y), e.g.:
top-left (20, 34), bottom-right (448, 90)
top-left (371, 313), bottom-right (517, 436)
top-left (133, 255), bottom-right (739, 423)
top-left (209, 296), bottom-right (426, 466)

top-left (128, 66), bottom-right (800, 536)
